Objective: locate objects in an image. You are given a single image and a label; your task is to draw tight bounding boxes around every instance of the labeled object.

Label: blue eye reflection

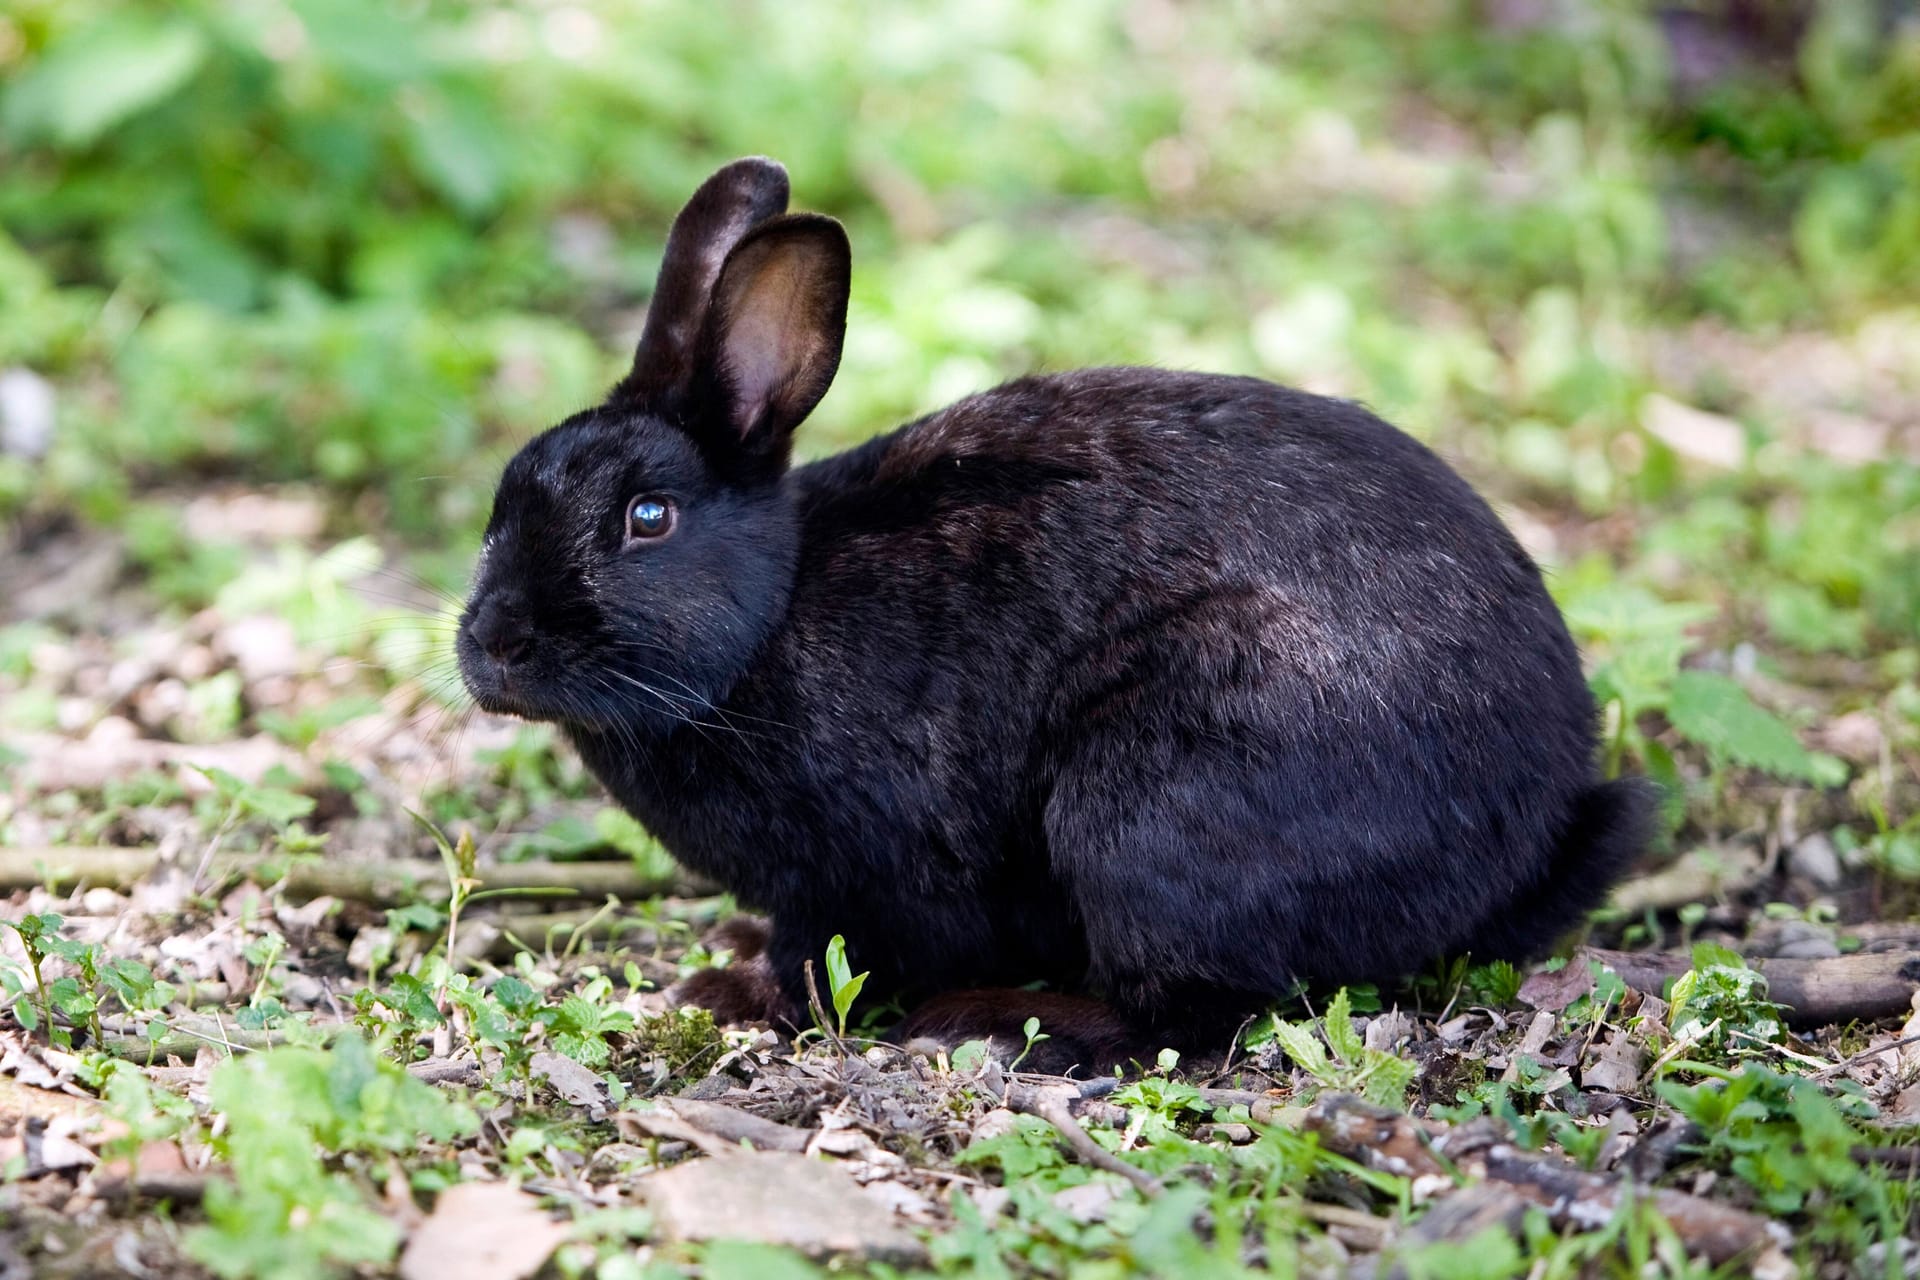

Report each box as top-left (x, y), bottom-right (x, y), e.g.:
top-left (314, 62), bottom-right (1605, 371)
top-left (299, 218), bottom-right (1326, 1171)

top-left (626, 495), bottom-right (675, 540)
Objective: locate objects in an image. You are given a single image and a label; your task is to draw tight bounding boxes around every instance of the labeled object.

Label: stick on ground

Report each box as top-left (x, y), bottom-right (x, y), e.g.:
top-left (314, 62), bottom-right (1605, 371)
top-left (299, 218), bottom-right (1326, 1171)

top-left (0, 846), bottom-right (693, 905)
top-left (1585, 947), bottom-right (1920, 1025)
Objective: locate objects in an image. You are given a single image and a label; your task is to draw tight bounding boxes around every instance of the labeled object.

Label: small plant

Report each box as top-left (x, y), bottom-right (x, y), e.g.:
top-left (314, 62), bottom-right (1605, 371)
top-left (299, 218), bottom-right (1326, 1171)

top-left (631, 1006), bottom-right (723, 1076)
top-left (542, 976), bottom-right (638, 1067)
top-left (822, 933), bottom-right (868, 1039)
top-left (1007, 1015), bottom-right (1051, 1071)
top-left (193, 764), bottom-right (319, 833)
top-left (0, 912), bottom-right (62, 1041)
top-left (186, 1034), bottom-right (477, 1280)
top-left (0, 914), bottom-right (173, 1049)
top-left (1660, 1063), bottom-right (1900, 1255)
top-left (1665, 943), bottom-right (1784, 1062)
top-left (411, 810), bottom-right (480, 982)
top-left (1259, 988), bottom-right (1418, 1108)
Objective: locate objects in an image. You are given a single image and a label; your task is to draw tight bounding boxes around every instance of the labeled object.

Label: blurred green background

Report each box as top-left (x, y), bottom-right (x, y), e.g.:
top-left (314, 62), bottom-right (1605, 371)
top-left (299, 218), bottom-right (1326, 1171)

top-left (2, 0), bottom-right (1918, 853)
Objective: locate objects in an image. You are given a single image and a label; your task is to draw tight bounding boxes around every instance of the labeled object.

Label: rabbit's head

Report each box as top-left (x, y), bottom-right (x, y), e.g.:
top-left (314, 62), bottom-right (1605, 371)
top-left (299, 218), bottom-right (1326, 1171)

top-left (457, 158), bottom-right (849, 732)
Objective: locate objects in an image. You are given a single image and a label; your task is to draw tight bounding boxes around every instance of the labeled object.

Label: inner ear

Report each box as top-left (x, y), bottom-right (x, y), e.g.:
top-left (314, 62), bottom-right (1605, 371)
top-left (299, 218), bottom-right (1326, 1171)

top-left (702, 214), bottom-right (851, 445)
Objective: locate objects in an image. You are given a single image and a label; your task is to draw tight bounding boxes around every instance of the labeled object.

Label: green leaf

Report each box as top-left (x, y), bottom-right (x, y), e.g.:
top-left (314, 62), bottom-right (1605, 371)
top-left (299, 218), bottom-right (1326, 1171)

top-left (1324, 988), bottom-right (1363, 1063)
top-left (4, 19), bottom-right (208, 148)
top-left (949, 1039), bottom-right (991, 1072)
top-left (1268, 1016), bottom-right (1329, 1080)
top-left (823, 935), bottom-right (868, 1034)
top-left (1666, 671), bottom-right (1825, 782)
top-left (1363, 1055), bottom-right (1418, 1109)
top-left (703, 1242), bottom-right (824, 1280)
top-left (403, 90), bottom-right (507, 217)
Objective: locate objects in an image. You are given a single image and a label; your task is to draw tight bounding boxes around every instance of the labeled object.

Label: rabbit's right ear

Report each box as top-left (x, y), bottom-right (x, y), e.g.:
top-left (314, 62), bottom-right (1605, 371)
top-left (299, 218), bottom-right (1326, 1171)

top-left (614, 157), bottom-right (791, 408)
top-left (686, 213), bottom-right (850, 473)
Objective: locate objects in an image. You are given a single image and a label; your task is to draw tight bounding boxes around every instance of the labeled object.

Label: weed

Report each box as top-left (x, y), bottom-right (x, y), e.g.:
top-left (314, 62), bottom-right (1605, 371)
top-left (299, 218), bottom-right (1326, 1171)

top-left (1253, 989), bottom-right (1418, 1109)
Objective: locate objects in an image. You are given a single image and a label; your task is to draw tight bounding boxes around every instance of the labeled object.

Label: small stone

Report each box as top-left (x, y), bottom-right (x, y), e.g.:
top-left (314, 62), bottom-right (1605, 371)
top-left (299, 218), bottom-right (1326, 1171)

top-left (676, 1073), bottom-right (732, 1101)
top-left (281, 973), bottom-right (326, 1006)
top-left (87, 717), bottom-right (140, 744)
top-left (1816, 709), bottom-right (1884, 764)
top-left (0, 367), bottom-right (55, 458)
top-left (967, 1185), bottom-right (1011, 1221)
top-left (28, 640), bottom-right (78, 681)
top-left (970, 1109), bottom-right (1018, 1143)
top-left (346, 926), bottom-right (394, 974)
top-left (80, 888), bottom-right (124, 914)
top-left (218, 616), bottom-right (301, 684)
top-left (1767, 919), bottom-right (1840, 961)
top-left (104, 657), bottom-right (161, 704)
top-left (133, 679), bottom-right (189, 732)
top-left (1788, 833), bottom-right (1843, 890)
top-left (251, 675), bottom-right (297, 709)
top-left (174, 645), bottom-right (217, 682)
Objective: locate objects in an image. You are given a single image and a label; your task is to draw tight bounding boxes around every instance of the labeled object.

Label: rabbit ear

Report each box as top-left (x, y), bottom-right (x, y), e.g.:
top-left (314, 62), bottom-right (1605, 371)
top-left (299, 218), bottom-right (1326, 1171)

top-left (615, 157), bottom-right (790, 406)
top-left (693, 212), bottom-right (850, 460)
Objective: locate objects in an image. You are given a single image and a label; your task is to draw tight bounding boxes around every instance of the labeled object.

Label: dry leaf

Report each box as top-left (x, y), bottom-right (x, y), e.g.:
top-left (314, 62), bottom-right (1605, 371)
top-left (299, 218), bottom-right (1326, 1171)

top-left (640, 1151), bottom-right (927, 1264)
top-left (398, 1182), bottom-right (566, 1280)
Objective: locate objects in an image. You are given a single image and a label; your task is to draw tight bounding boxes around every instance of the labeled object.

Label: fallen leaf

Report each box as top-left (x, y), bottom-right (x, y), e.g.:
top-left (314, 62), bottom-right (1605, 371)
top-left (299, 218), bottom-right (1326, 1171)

top-left (398, 1182), bottom-right (566, 1280)
top-left (1053, 1181), bottom-right (1121, 1223)
top-left (1641, 393), bottom-right (1745, 468)
top-left (639, 1151), bottom-right (927, 1264)
top-left (1519, 962), bottom-right (1594, 1013)
top-left (1581, 1032), bottom-right (1648, 1095)
top-left (532, 1052), bottom-right (611, 1117)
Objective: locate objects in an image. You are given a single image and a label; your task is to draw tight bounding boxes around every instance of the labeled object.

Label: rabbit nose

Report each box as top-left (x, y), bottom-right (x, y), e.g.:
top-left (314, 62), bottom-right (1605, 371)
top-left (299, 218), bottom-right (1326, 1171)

top-left (471, 602), bottom-right (532, 667)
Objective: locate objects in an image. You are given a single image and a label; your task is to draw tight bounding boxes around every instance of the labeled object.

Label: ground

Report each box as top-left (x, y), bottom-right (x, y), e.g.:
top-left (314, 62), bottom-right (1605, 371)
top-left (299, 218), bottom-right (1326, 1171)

top-left (3, 2), bottom-right (1920, 1278)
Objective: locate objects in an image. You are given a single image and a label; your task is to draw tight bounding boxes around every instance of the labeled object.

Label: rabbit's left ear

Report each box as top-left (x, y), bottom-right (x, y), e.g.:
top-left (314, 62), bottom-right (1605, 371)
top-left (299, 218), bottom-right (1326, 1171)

top-left (691, 212), bottom-right (850, 461)
top-left (615, 157), bottom-right (790, 409)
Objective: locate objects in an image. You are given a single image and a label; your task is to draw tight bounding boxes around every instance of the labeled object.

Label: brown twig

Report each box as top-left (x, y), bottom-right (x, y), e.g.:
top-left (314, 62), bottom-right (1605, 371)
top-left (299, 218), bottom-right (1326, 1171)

top-left (1852, 1146), bottom-right (1920, 1172)
top-left (1810, 1031), bottom-right (1920, 1080)
top-left (1005, 1082), bottom-right (1162, 1196)
top-left (1304, 1094), bottom-right (1784, 1266)
top-left (0, 846), bottom-right (694, 904)
top-left (800, 958), bottom-right (850, 1058)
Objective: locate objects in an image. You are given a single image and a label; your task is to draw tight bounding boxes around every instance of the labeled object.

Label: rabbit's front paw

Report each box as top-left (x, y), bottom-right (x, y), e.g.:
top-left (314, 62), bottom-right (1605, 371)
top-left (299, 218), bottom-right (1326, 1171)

top-left (701, 914), bottom-right (772, 961)
top-left (668, 954), bottom-right (795, 1027)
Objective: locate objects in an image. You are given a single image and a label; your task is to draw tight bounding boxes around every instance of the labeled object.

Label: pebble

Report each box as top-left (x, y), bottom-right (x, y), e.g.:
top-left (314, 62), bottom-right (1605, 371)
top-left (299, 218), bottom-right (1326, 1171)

top-left (80, 888), bottom-right (124, 914)
top-left (133, 678), bottom-right (188, 732)
top-left (86, 715), bottom-right (140, 744)
top-left (218, 615), bottom-right (301, 683)
top-left (174, 644), bottom-right (217, 682)
top-left (104, 657), bottom-right (160, 704)
top-left (0, 367), bottom-right (55, 458)
top-left (1768, 920), bottom-right (1841, 960)
top-left (1788, 833), bottom-right (1843, 890)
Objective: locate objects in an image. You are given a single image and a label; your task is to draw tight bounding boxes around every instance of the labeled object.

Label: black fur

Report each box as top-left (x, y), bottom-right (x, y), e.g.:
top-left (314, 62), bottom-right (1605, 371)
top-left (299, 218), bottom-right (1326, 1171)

top-left (457, 158), bottom-right (1651, 1064)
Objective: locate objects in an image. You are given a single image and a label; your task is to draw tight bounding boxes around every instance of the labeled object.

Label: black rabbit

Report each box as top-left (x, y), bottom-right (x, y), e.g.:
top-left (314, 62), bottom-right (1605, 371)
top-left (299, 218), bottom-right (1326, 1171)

top-left (457, 157), bottom-right (1650, 1069)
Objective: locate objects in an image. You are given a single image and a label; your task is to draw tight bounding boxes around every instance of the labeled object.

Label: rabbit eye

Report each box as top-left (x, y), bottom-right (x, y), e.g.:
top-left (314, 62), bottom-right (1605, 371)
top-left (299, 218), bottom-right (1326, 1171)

top-left (625, 495), bottom-right (676, 542)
